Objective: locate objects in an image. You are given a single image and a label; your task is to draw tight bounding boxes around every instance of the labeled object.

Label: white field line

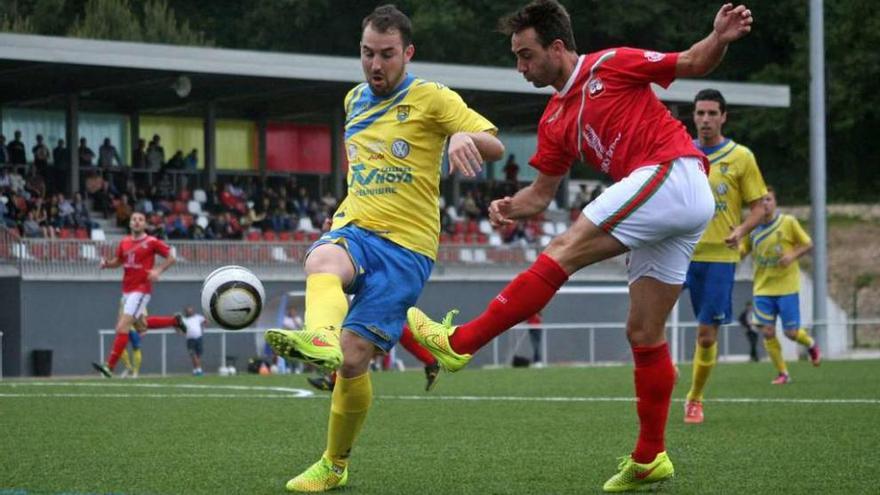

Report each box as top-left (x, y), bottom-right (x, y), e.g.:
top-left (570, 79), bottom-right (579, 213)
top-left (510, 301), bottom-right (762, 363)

top-left (0, 382), bottom-right (878, 405)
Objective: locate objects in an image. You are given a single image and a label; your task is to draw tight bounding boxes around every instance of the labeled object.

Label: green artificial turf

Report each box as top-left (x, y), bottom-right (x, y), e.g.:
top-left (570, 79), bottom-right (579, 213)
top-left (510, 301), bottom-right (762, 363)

top-left (1, 359), bottom-right (878, 494)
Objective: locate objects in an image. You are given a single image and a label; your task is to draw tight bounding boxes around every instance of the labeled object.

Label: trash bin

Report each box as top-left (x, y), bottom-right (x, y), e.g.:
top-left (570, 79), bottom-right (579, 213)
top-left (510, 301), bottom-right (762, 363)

top-left (32, 349), bottom-right (53, 377)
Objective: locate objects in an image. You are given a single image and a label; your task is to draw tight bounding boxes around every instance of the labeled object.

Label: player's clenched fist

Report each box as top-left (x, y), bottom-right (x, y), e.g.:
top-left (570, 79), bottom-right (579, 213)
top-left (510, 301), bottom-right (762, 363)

top-left (488, 197), bottom-right (514, 227)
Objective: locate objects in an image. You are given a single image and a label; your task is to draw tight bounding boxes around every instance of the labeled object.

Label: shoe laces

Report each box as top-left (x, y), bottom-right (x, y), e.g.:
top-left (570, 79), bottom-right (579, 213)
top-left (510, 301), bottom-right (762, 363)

top-left (615, 455), bottom-right (633, 471)
top-left (441, 309), bottom-right (460, 327)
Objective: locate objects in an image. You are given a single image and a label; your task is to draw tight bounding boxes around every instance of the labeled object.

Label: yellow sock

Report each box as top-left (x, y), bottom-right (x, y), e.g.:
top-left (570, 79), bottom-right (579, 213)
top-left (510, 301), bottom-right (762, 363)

top-left (133, 349), bottom-right (142, 372)
top-left (119, 349), bottom-right (132, 370)
top-left (305, 273), bottom-right (349, 333)
top-left (764, 336), bottom-right (788, 374)
top-left (791, 328), bottom-right (815, 348)
top-left (687, 342), bottom-right (717, 402)
top-left (325, 373), bottom-right (372, 467)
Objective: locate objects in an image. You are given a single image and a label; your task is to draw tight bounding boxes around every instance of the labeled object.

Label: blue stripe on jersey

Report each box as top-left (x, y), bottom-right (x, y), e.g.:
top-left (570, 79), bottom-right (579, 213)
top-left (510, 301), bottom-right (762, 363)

top-left (344, 76), bottom-right (416, 140)
top-left (752, 214), bottom-right (783, 247)
top-left (346, 84), bottom-right (371, 124)
top-left (708, 143), bottom-right (738, 164)
top-left (694, 138), bottom-right (731, 156)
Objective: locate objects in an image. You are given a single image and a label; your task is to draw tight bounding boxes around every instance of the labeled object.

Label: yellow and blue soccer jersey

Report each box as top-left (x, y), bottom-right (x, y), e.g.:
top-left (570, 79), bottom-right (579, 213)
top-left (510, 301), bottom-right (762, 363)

top-left (692, 139), bottom-right (767, 262)
top-left (332, 74), bottom-right (496, 260)
top-left (742, 213), bottom-right (812, 295)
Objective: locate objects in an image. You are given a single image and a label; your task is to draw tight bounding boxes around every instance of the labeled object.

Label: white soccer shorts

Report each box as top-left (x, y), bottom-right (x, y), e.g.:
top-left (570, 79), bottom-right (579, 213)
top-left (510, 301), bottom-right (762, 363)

top-left (120, 292), bottom-right (151, 318)
top-left (583, 156), bottom-right (714, 285)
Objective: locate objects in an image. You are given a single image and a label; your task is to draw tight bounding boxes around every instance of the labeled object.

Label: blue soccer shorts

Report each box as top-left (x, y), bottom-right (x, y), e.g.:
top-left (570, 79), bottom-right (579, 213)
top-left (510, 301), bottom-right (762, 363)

top-left (308, 224), bottom-right (433, 353)
top-left (685, 261), bottom-right (736, 325)
top-left (753, 293), bottom-right (801, 330)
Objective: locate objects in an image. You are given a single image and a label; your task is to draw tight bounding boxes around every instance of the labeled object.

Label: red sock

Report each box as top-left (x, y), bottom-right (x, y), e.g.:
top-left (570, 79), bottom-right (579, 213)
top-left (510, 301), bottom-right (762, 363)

top-left (450, 254), bottom-right (568, 355)
top-left (146, 315), bottom-right (177, 328)
top-left (329, 371), bottom-right (337, 386)
top-left (632, 342), bottom-right (675, 464)
top-left (399, 324), bottom-right (437, 366)
top-left (107, 332), bottom-right (130, 369)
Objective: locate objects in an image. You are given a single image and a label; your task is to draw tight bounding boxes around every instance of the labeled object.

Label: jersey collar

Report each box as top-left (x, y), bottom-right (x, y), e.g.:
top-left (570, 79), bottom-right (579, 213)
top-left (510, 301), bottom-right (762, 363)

top-left (558, 55), bottom-right (586, 97)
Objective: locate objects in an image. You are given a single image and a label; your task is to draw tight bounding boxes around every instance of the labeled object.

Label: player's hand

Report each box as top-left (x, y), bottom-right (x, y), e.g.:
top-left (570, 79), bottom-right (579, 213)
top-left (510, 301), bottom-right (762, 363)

top-left (779, 253), bottom-right (795, 268)
top-left (147, 269), bottom-right (161, 282)
top-left (448, 133), bottom-right (483, 178)
top-left (724, 225), bottom-right (746, 248)
top-left (489, 197), bottom-right (515, 227)
top-left (713, 3), bottom-right (753, 43)
top-left (99, 257), bottom-right (106, 269)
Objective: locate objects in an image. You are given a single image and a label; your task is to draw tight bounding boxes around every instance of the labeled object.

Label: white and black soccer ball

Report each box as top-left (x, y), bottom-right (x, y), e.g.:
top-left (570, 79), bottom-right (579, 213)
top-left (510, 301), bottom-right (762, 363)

top-left (201, 265), bottom-right (265, 330)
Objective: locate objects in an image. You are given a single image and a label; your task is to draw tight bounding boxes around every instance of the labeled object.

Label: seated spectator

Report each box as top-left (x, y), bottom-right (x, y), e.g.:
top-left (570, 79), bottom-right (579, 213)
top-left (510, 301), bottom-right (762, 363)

top-left (57, 193), bottom-right (75, 227)
top-left (115, 193), bottom-right (133, 228)
top-left (460, 190), bottom-right (481, 220)
top-left (78, 138), bottom-right (95, 167)
top-left (0, 196), bottom-right (16, 229)
top-left (46, 194), bottom-right (62, 230)
top-left (31, 197), bottom-right (55, 238)
top-left (268, 198), bottom-right (292, 232)
top-left (71, 192), bottom-right (92, 228)
top-left (98, 137), bottom-right (122, 168)
top-left (0, 167), bottom-right (11, 190)
top-left (25, 171), bottom-right (46, 200)
top-left (240, 201), bottom-right (266, 232)
top-left (22, 210), bottom-right (43, 238)
top-left (574, 184), bottom-right (590, 210)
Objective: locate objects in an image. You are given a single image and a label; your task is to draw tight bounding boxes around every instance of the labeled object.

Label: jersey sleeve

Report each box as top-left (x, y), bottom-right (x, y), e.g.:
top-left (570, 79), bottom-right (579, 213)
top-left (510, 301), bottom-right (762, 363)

top-left (788, 216), bottom-right (813, 246)
top-left (115, 242), bottom-right (123, 260)
top-left (739, 150), bottom-right (768, 204)
top-left (428, 83), bottom-right (497, 135)
top-left (604, 47), bottom-right (679, 88)
top-left (529, 120), bottom-right (576, 176)
top-left (343, 84), bottom-right (367, 120)
top-left (152, 238), bottom-right (172, 258)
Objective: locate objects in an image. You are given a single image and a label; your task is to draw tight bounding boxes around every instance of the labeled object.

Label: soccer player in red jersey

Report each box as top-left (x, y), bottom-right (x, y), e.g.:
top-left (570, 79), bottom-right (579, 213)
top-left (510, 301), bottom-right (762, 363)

top-left (92, 211), bottom-right (178, 378)
top-left (407, 2), bottom-right (753, 491)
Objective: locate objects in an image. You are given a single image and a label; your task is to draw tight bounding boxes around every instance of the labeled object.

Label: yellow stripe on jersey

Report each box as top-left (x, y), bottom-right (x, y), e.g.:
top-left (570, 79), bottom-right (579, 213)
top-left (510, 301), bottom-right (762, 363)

top-left (333, 75), bottom-right (496, 260)
top-left (745, 214), bottom-right (812, 295)
top-left (692, 139), bottom-right (768, 262)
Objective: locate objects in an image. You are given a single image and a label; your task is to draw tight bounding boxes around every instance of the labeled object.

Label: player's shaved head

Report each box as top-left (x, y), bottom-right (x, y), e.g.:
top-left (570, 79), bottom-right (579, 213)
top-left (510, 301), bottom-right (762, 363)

top-left (362, 4), bottom-right (413, 47)
top-left (499, 0), bottom-right (576, 52)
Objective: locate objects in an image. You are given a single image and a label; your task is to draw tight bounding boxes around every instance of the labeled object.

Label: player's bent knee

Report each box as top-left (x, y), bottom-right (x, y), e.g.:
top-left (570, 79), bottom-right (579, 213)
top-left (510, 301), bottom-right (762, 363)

top-left (304, 243), bottom-right (354, 278)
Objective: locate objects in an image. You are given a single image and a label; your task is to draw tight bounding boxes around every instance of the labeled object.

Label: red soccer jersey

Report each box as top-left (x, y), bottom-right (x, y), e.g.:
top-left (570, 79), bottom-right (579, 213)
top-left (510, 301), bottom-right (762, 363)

top-left (530, 47), bottom-right (705, 182)
top-left (115, 235), bottom-right (171, 294)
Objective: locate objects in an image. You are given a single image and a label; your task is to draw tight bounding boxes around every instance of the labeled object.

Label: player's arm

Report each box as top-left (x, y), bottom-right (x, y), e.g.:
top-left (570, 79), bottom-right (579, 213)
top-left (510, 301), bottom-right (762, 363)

top-left (448, 131), bottom-right (504, 178)
top-left (148, 248), bottom-right (176, 281)
top-left (780, 220), bottom-right (813, 267)
top-left (100, 256), bottom-right (122, 269)
top-left (725, 197), bottom-right (766, 248)
top-left (488, 172), bottom-right (564, 227)
top-left (676, 4), bottom-right (753, 78)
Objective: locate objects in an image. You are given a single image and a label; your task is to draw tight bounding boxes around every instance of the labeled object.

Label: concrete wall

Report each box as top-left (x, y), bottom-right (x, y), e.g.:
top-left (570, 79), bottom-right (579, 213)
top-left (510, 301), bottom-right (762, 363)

top-left (1, 277), bottom-right (759, 377)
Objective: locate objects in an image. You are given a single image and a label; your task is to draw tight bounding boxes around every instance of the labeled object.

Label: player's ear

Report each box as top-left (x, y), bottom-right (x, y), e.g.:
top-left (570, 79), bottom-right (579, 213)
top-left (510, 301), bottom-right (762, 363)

top-left (404, 43), bottom-right (415, 63)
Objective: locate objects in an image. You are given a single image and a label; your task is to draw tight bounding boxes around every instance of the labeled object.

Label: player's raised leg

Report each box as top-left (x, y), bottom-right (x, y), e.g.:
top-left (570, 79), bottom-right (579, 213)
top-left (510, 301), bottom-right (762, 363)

top-left (266, 243), bottom-right (352, 370)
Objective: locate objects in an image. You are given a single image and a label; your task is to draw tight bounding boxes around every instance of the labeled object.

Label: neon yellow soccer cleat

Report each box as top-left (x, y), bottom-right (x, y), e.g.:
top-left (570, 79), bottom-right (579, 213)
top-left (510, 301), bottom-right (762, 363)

top-left (265, 328), bottom-right (342, 371)
top-left (286, 456), bottom-right (348, 492)
top-left (406, 308), bottom-right (472, 372)
top-left (603, 451), bottom-right (675, 492)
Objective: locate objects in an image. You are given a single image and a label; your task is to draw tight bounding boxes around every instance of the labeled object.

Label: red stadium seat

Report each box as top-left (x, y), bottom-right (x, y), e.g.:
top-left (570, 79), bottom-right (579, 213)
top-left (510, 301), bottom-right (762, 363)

top-left (466, 220), bottom-right (479, 234)
top-left (246, 230), bottom-right (261, 242)
top-left (306, 232), bottom-right (320, 242)
top-left (476, 233), bottom-right (489, 245)
top-left (262, 231), bottom-right (278, 242)
top-left (75, 228), bottom-right (89, 239)
top-left (439, 233), bottom-right (451, 244)
top-left (453, 221), bottom-right (466, 235)
top-left (59, 228), bottom-right (73, 239)
top-left (451, 233), bottom-right (465, 244)
top-left (279, 231), bottom-right (293, 241)
top-left (293, 230), bottom-right (306, 242)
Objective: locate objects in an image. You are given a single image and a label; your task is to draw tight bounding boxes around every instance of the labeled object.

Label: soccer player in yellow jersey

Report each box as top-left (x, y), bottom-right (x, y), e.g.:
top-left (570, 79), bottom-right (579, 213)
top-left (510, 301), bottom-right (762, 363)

top-left (684, 88), bottom-right (768, 424)
top-left (263, 5), bottom-right (503, 492)
top-left (742, 187), bottom-right (820, 384)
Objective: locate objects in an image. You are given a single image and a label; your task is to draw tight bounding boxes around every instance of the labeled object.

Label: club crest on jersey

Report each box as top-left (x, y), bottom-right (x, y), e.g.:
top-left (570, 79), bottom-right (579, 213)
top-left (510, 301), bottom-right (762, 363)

top-left (720, 165), bottom-right (729, 175)
top-left (716, 183), bottom-right (728, 195)
top-left (391, 139), bottom-right (410, 158)
top-left (588, 77), bottom-right (605, 98)
top-left (644, 50), bottom-right (665, 62)
top-left (396, 105), bottom-right (411, 122)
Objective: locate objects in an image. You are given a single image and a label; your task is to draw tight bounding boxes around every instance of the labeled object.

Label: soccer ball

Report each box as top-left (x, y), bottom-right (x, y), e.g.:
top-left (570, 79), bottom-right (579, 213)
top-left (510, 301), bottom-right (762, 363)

top-left (201, 265), bottom-right (265, 330)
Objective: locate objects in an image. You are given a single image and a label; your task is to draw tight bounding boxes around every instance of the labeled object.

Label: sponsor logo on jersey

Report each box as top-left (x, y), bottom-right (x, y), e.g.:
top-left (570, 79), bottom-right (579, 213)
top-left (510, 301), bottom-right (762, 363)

top-left (347, 144), bottom-right (358, 161)
top-left (391, 139), bottom-right (410, 158)
top-left (348, 164), bottom-right (414, 194)
top-left (396, 105), bottom-right (411, 122)
top-left (716, 183), bottom-right (728, 195)
top-left (582, 125), bottom-right (621, 173)
top-left (644, 50), bottom-right (665, 62)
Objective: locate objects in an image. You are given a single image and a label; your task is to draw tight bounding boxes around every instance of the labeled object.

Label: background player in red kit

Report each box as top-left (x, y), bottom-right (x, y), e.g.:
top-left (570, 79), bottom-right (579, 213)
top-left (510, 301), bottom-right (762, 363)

top-left (92, 211), bottom-right (178, 378)
top-left (407, 1), bottom-right (753, 491)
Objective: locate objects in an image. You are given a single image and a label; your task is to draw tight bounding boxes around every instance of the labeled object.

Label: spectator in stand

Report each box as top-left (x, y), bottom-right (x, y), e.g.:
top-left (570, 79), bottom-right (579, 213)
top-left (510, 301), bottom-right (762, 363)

top-left (146, 135), bottom-right (165, 171)
top-left (32, 197), bottom-right (54, 238)
top-left (268, 197), bottom-right (293, 232)
top-left (460, 189), bottom-right (481, 220)
top-left (52, 139), bottom-right (68, 168)
top-left (115, 193), bottom-right (133, 228)
top-left (72, 192), bottom-right (92, 229)
top-left (132, 139), bottom-right (147, 169)
top-left (23, 210), bottom-right (42, 238)
top-left (32, 135), bottom-right (51, 177)
top-left (0, 135), bottom-right (7, 164)
top-left (135, 188), bottom-right (154, 214)
top-left (57, 193), bottom-right (75, 228)
top-left (185, 149), bottom-right (198, 170)
top-left (25, 169), bottom-right (46, 199)
top-left (166, 150), bottom-right (185, 170)
top-left (46, 194), bottom-right (62, 230)
top-left (7, 130), bottom-right (27, 166)
top-left (0, 167), bottom-right (10, 190)
top-left (0, 195), bottom-right (16, 229)
top-left (98, 138), bottom-right (122, 168)
top-left (241, 200), bottom-right (266, 233)
top-left (503, 154), bottom-right (520, 184)
top-left (574, 183), bottom-right (590, 210)
top-left (589, 183), bottom-right (604, 203)
top-left (78, 138), bottom-right (95, 167)
top-left (292, 186), bottom-right (312, 218)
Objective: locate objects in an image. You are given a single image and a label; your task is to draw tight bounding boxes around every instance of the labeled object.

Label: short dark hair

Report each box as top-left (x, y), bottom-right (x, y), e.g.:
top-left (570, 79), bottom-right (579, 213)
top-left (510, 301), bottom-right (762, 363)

top-left (694, 88), bottom-right (727, 113)
top-left (499, 0), bottom-right (576, 51)
top-left (765, 185), bottom-right (776, 196)
top-left (362, 4), bottom-right (413, 47)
